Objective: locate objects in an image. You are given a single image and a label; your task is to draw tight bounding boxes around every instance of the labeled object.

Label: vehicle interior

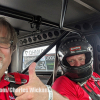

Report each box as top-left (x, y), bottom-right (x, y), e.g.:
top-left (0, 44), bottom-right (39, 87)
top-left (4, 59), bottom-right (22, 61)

top-left (1, 0), bottom-right (100, 85)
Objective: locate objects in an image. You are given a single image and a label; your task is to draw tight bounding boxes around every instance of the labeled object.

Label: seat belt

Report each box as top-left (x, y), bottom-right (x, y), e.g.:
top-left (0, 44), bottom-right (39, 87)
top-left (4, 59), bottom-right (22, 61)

top-left (82, 84), bottom-right (100, 100)
top-left (9, 82), bottom-right (22, 98)
top-left (4, 73), bottom-right (27, 98)
top-left (81, 75), bottom-right (100, 100)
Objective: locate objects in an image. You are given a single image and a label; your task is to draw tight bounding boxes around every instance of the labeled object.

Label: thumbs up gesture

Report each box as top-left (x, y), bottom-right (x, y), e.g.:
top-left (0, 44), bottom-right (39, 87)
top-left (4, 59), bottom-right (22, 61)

top-left (15, 62), bottom-right (48, 100)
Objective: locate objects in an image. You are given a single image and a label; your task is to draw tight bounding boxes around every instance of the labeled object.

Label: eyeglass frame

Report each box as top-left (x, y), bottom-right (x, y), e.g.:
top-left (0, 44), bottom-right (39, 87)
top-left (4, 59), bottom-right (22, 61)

top-left (0, 40), bottom-right (13, 49)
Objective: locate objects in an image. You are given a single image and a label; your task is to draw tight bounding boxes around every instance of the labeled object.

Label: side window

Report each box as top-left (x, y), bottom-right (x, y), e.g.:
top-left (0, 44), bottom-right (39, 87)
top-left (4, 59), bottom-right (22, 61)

top-left (22, 46), bottom-right (56, 72)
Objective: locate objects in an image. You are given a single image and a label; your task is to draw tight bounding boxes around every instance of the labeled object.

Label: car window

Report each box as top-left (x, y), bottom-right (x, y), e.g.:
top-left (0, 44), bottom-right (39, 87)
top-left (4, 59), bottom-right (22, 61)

top-left (22, 46), bottom-right (56, 72)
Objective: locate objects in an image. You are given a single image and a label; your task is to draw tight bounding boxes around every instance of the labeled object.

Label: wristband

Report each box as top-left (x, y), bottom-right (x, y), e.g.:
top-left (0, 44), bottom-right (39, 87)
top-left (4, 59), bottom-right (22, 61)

top-left (46, 85), bottom-right (53, 100)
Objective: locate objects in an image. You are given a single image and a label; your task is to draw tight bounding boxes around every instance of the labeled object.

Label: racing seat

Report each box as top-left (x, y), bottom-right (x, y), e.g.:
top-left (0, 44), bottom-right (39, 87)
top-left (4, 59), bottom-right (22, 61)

top-left (86, 34), bottom-right (100, 75)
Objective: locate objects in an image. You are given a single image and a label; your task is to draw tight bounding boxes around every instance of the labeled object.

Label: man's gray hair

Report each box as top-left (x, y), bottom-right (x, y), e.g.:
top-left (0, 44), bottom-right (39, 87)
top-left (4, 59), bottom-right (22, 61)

top-left (0, 17), bottom-right (17, 52)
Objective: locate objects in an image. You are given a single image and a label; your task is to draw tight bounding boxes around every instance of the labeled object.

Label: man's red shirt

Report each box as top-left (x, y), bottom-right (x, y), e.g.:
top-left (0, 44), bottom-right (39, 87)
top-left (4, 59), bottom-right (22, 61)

top-left (0, 73), bottom-right (29, 100)
top-left (52, 72), bottom-right (100, 100)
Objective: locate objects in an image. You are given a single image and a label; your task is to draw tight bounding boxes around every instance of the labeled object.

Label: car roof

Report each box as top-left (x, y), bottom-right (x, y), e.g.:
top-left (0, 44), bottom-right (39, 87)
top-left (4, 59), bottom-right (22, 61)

top-left (0, 0), bottom-right (100, 36)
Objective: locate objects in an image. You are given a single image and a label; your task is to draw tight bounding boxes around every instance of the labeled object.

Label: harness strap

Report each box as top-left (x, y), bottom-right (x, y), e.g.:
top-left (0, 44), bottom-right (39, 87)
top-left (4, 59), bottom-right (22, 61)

top-left (6, 73), bottom-right (27, 99)
top-left (82, 84), bottom-right (100, 100)
top-left (13, 72), bottom-right (21, 85)
top-left (95, 81), bottom-right (100, 90)
top-left (9, 82), bottom-right (22, 98)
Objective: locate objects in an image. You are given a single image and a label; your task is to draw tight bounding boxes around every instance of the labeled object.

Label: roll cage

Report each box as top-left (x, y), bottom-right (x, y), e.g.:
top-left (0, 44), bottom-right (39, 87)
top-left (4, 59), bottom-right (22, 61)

top-left (0, 0), bottom-right (100, 85)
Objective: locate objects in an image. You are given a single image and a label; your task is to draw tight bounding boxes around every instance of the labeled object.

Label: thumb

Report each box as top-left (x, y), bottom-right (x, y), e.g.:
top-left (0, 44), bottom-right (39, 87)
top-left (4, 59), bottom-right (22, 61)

top-left (29, 62), bottom-right (36, 81)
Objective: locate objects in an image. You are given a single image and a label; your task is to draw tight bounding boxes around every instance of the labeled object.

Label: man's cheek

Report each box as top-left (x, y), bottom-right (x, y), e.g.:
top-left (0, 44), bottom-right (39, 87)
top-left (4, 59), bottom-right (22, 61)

top-left (0, 61), bottom-right (3, 69)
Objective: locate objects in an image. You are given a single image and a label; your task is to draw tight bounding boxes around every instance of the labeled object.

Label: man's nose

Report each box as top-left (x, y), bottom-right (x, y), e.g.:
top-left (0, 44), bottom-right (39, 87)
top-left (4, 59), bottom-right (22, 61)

top-left (75, 61), bottom-right (81, 67)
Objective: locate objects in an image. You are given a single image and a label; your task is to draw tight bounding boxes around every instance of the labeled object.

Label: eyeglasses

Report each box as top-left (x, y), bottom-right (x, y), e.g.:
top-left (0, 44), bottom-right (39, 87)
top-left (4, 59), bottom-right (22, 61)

top-left (0, 38), bottom-right (13, 49)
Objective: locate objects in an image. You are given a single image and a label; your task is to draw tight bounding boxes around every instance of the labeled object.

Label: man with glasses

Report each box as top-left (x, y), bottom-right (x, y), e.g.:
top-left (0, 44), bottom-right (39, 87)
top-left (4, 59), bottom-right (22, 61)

top-left (0, 17), bottom-right (69, 100)
top-left (0, 17), bottom-right (29, 100)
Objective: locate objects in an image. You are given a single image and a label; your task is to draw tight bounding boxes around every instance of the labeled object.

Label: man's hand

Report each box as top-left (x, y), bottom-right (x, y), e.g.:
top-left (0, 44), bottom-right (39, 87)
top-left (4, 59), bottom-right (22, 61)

top-left (15, 62), bottom-right (48, 100)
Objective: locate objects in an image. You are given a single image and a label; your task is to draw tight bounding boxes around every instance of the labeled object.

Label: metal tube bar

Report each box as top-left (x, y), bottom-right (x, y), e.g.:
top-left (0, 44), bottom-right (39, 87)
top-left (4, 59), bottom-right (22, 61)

top-left (0, 5), bottom-right (78, 32)
top-left (0, 5), bottom-right (33, 21)
top-left (60, 0), bottom-right (68, 28)
top-left (0, 5), bottom-right (59, 27)
top-left (21, 31), bottom-right (69, 74)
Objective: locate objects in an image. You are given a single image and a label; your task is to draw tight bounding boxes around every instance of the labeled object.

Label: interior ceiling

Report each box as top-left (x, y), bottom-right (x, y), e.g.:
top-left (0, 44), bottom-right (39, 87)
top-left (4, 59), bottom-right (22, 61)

top-left (0, 0), bottom-right (100, 36)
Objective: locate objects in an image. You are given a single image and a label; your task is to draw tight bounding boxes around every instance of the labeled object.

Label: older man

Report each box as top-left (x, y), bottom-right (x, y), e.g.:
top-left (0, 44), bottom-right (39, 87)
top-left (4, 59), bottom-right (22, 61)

top-left (52, 37), bottom-right (100, 100)
top-left (0, 17), bottom-right (69, 100)
top-left (0, 17), bottom-right (28, 100)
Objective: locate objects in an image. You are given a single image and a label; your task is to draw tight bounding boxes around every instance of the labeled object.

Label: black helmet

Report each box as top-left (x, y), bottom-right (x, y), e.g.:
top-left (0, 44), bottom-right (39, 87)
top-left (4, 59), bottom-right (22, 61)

top-left (57, 36), bottom-right (93, 83)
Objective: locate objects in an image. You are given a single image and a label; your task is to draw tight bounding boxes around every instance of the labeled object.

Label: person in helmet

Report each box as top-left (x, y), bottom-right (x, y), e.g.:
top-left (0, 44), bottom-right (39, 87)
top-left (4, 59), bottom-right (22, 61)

top-left (52, 36), bottom-right (100, 100)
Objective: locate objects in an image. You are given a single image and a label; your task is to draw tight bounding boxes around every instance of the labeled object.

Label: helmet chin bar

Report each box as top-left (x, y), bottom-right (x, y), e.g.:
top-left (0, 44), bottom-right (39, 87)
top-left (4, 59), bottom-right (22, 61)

top-left (70, 73), bottom-right (92, 83)
top-left (61, 58), bottom-right (93, 83)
